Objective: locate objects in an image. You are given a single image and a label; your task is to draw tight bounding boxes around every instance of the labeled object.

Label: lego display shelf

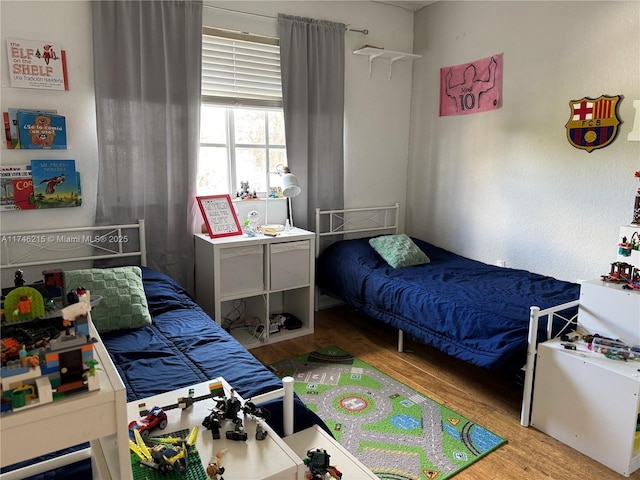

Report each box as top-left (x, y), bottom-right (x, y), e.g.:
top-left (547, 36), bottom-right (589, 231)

top-left (1, 316), bottom-right (130, 479)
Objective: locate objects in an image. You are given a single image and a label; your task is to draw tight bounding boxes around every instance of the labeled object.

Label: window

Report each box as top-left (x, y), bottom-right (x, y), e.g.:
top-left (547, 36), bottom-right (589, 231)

top-left (199, 28), bottom-right (287, 197)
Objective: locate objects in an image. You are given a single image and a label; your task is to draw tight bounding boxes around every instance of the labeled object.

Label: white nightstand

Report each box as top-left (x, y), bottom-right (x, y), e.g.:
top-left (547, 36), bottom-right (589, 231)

top-left (194, 229), bottom-right (315, 348)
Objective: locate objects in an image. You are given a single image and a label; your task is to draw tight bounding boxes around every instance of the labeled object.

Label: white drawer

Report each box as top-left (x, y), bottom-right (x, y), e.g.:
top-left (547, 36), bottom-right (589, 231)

top-left (270, 241), bottom-right (310, 291)
top-left (219, 245), bottom-right (263, 296)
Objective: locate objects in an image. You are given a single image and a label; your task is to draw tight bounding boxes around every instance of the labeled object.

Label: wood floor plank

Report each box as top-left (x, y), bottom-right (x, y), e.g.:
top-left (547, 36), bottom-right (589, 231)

top-left (251, 306), bottom-right (638, 479)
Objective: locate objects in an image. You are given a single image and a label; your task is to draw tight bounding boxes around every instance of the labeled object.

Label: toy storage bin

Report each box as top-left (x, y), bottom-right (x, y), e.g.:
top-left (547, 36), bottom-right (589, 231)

top-left (219, 245), bottom-right (263, 297)
top-left (270, 241), bottom-right (310, 291)
top-left (592, 337), bottom-right (640, 361)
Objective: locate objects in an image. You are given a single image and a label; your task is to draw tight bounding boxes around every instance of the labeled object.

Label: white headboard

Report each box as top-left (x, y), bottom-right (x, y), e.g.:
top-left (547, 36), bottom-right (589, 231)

top-left (315, 204), bottom-right (400, 256)
top-left (0, 220), bottom-right (147, 287)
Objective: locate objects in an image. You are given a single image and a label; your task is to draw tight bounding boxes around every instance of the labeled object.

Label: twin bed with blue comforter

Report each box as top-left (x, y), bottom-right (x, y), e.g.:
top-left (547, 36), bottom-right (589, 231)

top-left (317, 236), bottom-right (580, 371)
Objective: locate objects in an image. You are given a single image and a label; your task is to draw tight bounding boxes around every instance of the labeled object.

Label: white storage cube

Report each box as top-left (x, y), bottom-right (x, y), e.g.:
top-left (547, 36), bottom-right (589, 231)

top-left (270, 241), bottom-right (310, 290)
top-left (578, 280), bottom-right (640, 346)
top-left (219, 245), bottom-right (263, 297)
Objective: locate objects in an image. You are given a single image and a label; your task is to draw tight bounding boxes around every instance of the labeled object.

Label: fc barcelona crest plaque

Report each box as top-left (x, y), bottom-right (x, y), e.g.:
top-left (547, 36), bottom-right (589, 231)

top-left (565, 95), bottom-right (622, 152)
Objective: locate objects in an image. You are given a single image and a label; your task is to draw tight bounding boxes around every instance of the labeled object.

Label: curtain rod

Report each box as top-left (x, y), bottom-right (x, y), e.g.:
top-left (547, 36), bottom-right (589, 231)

top-left (204, 4), bottom-right (369, 35)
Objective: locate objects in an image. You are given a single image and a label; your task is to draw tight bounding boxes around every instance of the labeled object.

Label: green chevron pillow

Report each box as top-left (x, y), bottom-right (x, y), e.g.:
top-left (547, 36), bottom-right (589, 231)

top-left (369, 234), bottom-right (431, 269)
top-left (64, 266), bottom-right (151, 333)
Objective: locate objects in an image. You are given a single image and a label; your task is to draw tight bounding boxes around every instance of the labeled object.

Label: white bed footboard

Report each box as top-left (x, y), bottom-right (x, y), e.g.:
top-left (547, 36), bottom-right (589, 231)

top-left (520, 300), bottom-right (580, 427)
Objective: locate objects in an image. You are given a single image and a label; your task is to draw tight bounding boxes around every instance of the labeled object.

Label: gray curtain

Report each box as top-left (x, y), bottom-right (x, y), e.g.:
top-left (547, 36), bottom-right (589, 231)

top-left (277, 14), bottom-right (345, 231)
top-left (92, 0), bottom-right (202, 290)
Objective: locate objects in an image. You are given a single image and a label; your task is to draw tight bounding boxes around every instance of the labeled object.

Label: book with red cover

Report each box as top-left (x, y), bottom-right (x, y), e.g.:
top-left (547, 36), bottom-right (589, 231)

top-left (12, 176), bottom-right (35, 210)
top-left (0, 166), bottom-right (31, 210)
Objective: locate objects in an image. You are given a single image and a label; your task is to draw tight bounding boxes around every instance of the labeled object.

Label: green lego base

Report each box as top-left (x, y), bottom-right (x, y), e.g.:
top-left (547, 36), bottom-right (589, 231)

top-left (130, 429), bottom-right (207, 480)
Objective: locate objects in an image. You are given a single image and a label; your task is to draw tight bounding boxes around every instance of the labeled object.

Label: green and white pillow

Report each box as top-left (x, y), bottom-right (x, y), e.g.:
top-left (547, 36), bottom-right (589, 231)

top-left (369, 234), bottom-right (431, 269)
top-left (64, 266), bottom-right (151, 333)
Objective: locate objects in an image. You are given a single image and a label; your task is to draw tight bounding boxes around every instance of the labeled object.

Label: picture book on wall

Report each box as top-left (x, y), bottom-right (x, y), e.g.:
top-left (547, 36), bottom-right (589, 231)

top-left (3, 112), bottom-right (11, 149)
top-left (0, 166), bottom-right (34, 211)
top-left (5, 108), bottom-right (57, 149)
top-left (6, 38), bottom-right (69, 91)
top-left (30, 160), bottom-right (80, 208)
top-left (17, 111), bottom-right (66, 149)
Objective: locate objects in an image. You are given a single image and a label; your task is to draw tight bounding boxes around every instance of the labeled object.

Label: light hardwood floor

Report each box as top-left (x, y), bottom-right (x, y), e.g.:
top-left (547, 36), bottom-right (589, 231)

top-left (251, 305), bottom-right (639, 480)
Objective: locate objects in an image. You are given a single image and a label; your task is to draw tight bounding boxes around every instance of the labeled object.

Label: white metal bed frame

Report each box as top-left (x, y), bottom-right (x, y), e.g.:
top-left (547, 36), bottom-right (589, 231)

top-left (0, 220), bottom-right (295, 478)
top-left (314, 204), bottom-right (579, 427)
top-left (0, 220), bottom-right (148, 270)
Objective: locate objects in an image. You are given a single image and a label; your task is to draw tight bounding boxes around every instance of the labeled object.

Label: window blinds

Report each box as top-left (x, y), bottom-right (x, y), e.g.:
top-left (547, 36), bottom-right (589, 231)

top-left (202, 29), bottom-right (282, 107)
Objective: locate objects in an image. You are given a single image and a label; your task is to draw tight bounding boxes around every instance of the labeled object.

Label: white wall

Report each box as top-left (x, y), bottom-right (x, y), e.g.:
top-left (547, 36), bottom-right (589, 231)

top-left (0, 1), bottom-right (97, 232)
top-left (408, 1), bottom-right (640, 282)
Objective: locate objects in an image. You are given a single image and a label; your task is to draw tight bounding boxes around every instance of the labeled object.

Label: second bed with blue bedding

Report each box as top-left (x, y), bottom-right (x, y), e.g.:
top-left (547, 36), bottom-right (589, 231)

top-left (316, 236), bottom-right (580, 371)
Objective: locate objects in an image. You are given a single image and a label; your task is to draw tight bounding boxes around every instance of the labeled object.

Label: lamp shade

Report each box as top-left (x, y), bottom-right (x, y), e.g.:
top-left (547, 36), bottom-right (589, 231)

top-left (281, 173), bottom-right (301, 198)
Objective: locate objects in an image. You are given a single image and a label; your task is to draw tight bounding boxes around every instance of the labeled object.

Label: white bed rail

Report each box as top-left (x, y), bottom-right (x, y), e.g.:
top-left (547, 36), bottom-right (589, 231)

top-left (520, 300), bottom-right (580, 427)
top-left (0, 220), bottom-right (147, 270)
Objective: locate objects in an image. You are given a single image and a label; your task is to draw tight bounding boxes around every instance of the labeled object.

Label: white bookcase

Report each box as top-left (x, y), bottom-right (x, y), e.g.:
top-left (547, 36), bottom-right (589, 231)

top-left (531, 228), bottom-right (640, 476)
top-left (194, 229), bottom-right (315, 348)
top-left (0, 318), bottom-right (130, 480)
top-left (531, 337), bottom-right (640, 477)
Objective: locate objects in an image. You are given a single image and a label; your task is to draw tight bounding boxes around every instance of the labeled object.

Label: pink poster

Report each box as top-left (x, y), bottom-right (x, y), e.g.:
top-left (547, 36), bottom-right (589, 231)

top-left (439, 53), bottom-right (503, 117)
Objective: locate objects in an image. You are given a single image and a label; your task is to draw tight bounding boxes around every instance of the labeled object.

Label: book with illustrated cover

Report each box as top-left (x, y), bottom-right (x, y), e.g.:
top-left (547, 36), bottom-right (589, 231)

top-left (12, 176), bottom-right (35, 210)
top-left (7, 108), bottom-right (57, 148)
top-left (4, 112), bottom-right (11, 149)
top-left (6, 38), bottom-right (69, 91)
top-left (17, 110), bottom-right (66, 149)
top-left (0, 165), bottom-right (32, 211)
top-left (30, 159), bottom-right (79, 208)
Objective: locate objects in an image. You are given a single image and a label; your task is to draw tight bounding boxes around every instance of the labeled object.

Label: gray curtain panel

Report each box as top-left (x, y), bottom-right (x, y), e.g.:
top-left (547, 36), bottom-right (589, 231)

top-left (277, 14), bottom-right (345, 231)
top-left (92, 0), bottom-right (202, 291)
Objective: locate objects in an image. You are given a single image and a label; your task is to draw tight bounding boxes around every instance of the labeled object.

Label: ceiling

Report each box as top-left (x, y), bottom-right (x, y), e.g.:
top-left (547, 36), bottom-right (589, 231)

top-left (374, 1), bottom-right (435, 11)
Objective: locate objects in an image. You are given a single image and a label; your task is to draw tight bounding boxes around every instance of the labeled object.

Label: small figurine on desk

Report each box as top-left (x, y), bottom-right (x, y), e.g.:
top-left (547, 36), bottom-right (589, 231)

top-left (623, 267), bottom-right (640, 290)
top-left (14, 269), bottom-right (25, 287)
top-left (304, 447), bottom-right (343, 480)
top-left (245, 210), bottom-right (260, 237)
top-left (206, 449), bottom-right (227, 480)
top-left (201, 388), bottom-right (270, 441)
top-left (13, 295), bottom-right (32, 318)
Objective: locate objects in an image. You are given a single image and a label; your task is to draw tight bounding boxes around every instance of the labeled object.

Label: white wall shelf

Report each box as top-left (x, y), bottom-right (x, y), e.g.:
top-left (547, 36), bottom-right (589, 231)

top-left (353, 47), bottom-right (421, 79)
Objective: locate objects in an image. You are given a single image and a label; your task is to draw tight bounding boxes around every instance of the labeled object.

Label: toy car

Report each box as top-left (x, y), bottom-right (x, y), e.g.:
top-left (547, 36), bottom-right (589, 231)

top-left (128, 406), bottom-right (168, 438)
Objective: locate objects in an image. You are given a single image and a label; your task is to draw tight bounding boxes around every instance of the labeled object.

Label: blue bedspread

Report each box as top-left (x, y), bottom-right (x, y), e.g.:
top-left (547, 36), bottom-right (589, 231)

top-left (317, 237), bottom-right (580, 370)
top-left (101, 267), bottom-right (283, 402)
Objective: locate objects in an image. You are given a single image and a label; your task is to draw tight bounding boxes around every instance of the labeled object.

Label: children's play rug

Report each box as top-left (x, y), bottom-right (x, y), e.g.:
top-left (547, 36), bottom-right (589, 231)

top-left (270, 346), bottom-right (507, 480)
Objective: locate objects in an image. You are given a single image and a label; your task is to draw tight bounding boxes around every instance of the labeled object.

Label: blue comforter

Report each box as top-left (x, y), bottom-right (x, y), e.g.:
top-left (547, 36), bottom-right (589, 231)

top-left (101, 267), bottom-right (283, 401)
top-left (317, 237), bottom-right (580, 370)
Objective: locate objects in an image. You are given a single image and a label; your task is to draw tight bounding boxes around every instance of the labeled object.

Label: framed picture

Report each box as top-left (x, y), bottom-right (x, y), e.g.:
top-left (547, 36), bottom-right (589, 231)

top-left (197, 194), bottom-right (242, 239)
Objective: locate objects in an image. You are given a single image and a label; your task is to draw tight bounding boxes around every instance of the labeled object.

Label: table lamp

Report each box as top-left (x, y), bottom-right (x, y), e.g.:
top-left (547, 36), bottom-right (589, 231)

top-left (281, 167), bottom-right (301, 228)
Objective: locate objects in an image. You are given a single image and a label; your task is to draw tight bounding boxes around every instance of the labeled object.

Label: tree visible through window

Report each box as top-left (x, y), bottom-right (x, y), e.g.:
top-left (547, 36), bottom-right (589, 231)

top-left (199, 28), bottom-right (286, 197)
